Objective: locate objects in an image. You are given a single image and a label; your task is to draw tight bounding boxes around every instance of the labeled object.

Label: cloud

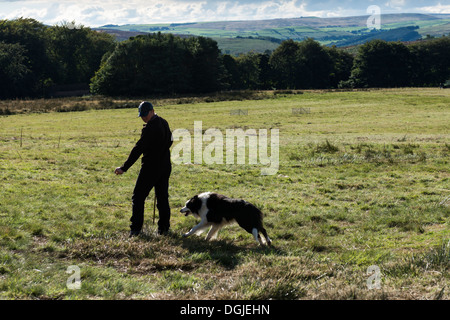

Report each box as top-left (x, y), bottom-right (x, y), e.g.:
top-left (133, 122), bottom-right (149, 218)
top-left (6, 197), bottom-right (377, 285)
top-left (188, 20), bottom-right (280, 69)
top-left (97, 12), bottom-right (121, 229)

top-left (415, 2), bottom-right (450, 14)
top-left (0, 0), bottom-right (448, 27)
top-left (0, 0), bottom-right (340, 25)
top-left (385, 0), bottom-right (406, 11)
top-left (197, 0), bottom-right (318, 21)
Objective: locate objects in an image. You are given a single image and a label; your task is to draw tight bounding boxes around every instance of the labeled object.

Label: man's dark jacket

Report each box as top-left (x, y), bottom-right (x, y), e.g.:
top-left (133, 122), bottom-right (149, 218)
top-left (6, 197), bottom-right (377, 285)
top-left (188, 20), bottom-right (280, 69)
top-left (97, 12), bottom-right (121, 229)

top-left (120, 114), bottom-right (172, 172)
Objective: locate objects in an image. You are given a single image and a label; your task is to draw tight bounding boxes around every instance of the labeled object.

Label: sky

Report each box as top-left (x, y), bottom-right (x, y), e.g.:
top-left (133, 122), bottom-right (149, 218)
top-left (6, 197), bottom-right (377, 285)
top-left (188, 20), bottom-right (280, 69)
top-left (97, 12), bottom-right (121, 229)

top-left (0, 0), bottom-right (449, 27)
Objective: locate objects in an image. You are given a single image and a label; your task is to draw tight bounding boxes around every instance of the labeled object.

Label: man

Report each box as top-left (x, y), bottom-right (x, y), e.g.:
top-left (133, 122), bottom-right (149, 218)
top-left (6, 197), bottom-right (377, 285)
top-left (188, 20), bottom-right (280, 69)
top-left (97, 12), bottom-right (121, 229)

top-left (115, 101), bottom-right (173, 237)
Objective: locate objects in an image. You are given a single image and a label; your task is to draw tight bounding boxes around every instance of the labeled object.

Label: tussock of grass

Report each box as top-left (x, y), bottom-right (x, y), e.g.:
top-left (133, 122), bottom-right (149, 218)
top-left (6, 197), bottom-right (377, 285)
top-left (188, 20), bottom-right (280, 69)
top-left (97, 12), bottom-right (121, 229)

top-left (384, 240), bottom-right (449, 286)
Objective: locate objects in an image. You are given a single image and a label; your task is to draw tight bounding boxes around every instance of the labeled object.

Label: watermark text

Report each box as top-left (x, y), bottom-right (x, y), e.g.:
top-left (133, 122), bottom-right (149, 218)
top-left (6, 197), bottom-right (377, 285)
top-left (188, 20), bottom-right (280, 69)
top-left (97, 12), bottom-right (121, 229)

top-left (172, 121), bottom-right (279, 175)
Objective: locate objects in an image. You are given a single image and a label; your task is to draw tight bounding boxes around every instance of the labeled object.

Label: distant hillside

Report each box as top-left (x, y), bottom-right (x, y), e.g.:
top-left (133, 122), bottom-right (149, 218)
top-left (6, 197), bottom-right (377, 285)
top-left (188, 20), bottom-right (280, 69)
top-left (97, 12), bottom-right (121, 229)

top-left (165, 13), bottom-right (438, 30)
top-left (96, 29), bottom-right (148, 42)
top-left (331, 26), bottom-right (422, 47)
top-left (96, 13), bottom-right (450, 55)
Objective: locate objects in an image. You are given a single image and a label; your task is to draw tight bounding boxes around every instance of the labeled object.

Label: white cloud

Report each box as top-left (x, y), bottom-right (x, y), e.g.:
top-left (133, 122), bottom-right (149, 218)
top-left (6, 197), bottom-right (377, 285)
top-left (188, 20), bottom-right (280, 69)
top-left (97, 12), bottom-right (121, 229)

top-left (198, 0), bottom-right (331, 21)
top-left (0, 0), bottom-right (335, 25)
top-left (415, 2), bottom-right (450, 14)
top-left (385, 0), bottom-right (406, 9)
top-left (0, 0), bottom-right (448, 27)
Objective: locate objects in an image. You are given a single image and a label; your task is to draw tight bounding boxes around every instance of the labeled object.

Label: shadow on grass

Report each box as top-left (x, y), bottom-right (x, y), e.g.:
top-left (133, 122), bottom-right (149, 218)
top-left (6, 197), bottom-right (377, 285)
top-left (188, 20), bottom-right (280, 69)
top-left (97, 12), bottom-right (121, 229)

top-left (120, 227), bottom-right (284, 271)
top-left (178, 235), bottom-right (284, 270)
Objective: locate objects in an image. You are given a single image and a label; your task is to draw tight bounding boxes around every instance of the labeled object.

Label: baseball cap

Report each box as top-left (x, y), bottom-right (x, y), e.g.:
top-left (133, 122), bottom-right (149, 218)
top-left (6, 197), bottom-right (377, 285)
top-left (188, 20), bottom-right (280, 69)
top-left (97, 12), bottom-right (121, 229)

top-left (138, 101), bottom-right (154, 117)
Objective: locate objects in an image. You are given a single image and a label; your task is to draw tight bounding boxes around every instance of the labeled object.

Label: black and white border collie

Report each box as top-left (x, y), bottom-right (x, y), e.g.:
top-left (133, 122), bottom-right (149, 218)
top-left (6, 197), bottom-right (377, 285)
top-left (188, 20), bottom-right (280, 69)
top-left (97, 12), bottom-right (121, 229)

top-left (180, 192), bottom-right (272, 246)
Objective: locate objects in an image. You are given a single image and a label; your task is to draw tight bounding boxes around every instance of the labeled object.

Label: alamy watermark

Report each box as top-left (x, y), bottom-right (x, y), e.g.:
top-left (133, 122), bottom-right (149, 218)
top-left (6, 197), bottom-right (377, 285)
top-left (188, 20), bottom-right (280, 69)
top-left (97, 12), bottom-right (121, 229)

top-left (66, 265), bottom-right (81, 290)
top-left (366, 265), bottom-right (382, 290)
top-left (171, 121), bottom-right (279, 175)
top-left (367, 5), bottom-right (381, 30)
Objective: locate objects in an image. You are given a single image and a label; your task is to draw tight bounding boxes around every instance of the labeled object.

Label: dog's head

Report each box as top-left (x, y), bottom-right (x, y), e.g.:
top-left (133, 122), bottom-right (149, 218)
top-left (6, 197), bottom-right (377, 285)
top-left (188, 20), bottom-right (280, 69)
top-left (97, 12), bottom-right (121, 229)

top-left (180, 195), bottom-right (202, 218)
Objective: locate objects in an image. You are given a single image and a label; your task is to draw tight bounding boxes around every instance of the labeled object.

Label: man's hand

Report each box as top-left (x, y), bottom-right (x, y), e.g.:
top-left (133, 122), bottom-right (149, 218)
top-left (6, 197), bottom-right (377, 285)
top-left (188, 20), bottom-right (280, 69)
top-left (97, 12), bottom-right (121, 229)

top-left (115, 167), bottom-right (124, 175)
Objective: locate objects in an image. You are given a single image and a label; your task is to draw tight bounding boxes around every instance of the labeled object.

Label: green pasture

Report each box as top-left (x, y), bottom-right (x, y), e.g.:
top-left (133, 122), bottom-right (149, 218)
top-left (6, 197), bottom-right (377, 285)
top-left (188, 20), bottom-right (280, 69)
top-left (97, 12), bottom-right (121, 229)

top-left (0, 88), bottom-right (448, 299)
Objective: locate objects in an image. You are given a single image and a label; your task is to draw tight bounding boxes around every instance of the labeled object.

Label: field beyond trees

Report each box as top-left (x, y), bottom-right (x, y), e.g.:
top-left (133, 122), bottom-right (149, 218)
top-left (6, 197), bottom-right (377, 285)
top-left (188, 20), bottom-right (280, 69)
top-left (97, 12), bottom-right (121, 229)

top-left (0, 88), bottom-right (448, 300)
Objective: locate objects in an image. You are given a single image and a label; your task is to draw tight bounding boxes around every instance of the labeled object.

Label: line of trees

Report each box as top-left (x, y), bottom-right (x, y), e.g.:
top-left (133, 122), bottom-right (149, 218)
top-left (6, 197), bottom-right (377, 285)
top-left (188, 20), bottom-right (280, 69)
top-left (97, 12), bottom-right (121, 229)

top-left (1, 18), bottom-right (449, 99)
top-left (0, 18), bottom-right (115, 98)
top-left (91, 34), bottom-right (450, 95)
top-left (90, 33), bottom-right (223, 96)
top-left (90, 35), bottom-right (355, 94)
top-left (226, 38), bottom-right (355, 90)
top-left (344, 37), bottom-right (450, 88)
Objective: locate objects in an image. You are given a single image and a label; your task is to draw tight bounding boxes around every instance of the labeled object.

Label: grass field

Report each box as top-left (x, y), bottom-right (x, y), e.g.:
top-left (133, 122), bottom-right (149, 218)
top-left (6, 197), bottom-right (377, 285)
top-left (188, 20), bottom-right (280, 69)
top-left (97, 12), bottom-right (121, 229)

top-left (0, 88), bottom-right (448, 300)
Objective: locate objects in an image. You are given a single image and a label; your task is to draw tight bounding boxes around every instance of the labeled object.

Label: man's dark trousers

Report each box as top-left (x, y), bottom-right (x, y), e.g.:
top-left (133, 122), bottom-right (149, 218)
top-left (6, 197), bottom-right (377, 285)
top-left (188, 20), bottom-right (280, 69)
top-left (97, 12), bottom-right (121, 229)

top-left (130, 164), bottom-right (171, 233)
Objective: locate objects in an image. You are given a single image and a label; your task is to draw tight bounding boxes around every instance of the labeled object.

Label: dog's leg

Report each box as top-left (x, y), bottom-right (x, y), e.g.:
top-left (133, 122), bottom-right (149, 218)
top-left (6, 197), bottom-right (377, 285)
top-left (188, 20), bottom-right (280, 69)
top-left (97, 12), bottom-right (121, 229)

top-left (183, 220), bottom-right (210, 237)
top-left (252, 228), bottom-right (264, 245)
top-left (252, 227), bottom-right (272, 246)
top-left (258, 235), bottom-right (265, 246)
top-left (205, 224), bottom-right (221, 241)
top-left (261, 228), bottom-right (272, 246)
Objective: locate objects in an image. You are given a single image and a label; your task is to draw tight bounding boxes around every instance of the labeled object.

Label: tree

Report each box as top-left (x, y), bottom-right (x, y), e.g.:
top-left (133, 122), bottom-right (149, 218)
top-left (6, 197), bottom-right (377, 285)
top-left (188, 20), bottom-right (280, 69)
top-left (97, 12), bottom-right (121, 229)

top-left (0, 18), bottom-right (51, 96)
top-left (350, 40), bottom-right (413, 88)
top-left (269, 38), bottom-right (337, 89)
top-left (221, 54), bottom-right (241, 90)
top-left (90, 33), bottom-right (222, 96)
top-left (409, 37), bottom-right (450, 86)
top-left (296, 38), bottom-right (334, 89)
top-left (325, 45), bottom-right (354, 88)
top-left (0, 18), bottom-right (115, 98)
top-left (0, 42), bottom-right (32, 98)
top-left (187, 36), bottom-right (222, 93)
top-left (257, 51), bottom-right (274, 90)
top-left (221, 52), bottom-right (273, 90)
top-left (269, 39), bottom-right (301, 89)
top-left (235, 52), bottom-right (261, 90)
top-left (46, 22), bottom-right (115, 85)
